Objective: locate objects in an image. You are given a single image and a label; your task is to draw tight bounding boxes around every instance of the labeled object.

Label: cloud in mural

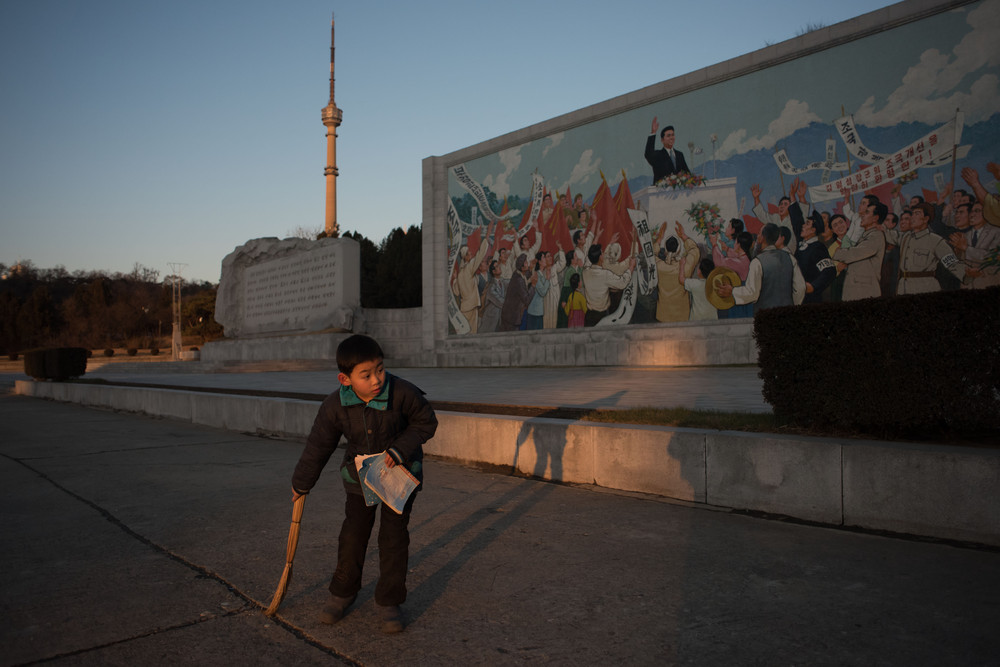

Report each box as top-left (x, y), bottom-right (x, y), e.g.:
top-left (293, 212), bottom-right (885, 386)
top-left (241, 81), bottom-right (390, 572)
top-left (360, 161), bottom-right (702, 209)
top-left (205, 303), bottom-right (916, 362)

top-left (542, 132), bottom-right (564, 158)
top-left (716, 99), bottom-right (821, 160)
top-left (482, 146), bottom-right (522, 198)
top-left (855, 2), bottom-right (1000, 127)
top-left (561, 148), bottom-right (602, 193)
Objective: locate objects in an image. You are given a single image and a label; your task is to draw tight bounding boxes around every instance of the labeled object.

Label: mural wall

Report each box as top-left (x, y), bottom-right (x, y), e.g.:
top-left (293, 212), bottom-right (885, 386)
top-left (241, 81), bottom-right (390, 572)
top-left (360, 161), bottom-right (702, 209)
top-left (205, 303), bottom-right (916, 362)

top-left (445, 0), bottom-right (1000, 336)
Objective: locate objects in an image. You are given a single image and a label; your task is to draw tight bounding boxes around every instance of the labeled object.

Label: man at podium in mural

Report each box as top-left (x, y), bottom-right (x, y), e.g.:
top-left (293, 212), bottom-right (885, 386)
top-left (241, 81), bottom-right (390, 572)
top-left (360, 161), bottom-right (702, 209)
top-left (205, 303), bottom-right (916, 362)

top-left (645, 116), bottom-right (689, 183)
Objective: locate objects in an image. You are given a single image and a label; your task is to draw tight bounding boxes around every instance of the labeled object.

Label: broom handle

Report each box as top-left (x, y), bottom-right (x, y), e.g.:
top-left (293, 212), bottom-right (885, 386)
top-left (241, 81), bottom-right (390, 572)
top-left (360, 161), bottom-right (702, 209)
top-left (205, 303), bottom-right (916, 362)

top-left (285, 493), bottom-right (305, 562)
top-left (264, 493), bottom-right (306, 616)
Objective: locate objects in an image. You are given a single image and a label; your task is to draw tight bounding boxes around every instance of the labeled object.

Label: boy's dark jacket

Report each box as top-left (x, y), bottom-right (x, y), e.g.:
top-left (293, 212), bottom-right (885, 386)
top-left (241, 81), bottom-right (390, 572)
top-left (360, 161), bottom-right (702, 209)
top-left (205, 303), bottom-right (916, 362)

top-left (292, 373), bottom-right (438, 495)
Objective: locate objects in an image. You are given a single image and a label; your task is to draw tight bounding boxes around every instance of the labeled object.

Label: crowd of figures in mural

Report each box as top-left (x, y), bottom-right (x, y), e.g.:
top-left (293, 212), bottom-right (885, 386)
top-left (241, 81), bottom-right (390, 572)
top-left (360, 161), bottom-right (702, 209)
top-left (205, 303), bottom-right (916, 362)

top-left (448, 156), bottom-right (1000, 335)
top-left (444, 0), bottom-right (1000, 336)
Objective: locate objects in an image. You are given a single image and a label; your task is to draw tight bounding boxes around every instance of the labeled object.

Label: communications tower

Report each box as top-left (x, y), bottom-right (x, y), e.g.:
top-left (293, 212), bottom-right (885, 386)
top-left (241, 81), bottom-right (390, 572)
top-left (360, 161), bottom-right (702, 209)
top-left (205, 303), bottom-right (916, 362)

top-left (321, 15), bottom-right (343, 237)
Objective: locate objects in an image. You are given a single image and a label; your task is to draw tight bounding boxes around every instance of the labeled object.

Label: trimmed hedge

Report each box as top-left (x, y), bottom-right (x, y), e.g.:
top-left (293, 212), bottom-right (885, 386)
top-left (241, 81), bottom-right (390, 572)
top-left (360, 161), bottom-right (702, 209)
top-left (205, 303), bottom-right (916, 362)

top-left (754, 286), bottom-right (1000, 438)
top-left (23, 347), bottom-right (88, 381)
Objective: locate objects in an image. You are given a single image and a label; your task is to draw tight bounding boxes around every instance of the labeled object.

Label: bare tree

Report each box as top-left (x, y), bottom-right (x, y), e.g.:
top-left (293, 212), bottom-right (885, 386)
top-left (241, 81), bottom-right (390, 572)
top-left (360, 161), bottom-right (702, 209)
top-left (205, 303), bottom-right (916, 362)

top-left (287, 225), bottom-right (325, 240)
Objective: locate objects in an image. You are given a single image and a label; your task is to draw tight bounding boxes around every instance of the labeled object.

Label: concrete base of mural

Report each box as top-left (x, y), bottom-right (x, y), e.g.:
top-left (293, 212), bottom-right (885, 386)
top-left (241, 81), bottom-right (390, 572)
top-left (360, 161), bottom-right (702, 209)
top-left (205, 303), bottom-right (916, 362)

top-left (214, 236), bottom-right (360, 338)
top-left (199, 308), bottom-right (752, 368)
top-left (434, 319), bottom-right (756, 368)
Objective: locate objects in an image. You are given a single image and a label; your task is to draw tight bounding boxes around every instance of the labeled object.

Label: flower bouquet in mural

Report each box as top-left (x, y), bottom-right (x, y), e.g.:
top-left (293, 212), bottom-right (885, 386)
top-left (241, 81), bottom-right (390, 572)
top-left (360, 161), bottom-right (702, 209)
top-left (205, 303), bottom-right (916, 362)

top-left (896, 170), bottom-right (919, 186)
top-left (655, 171), bottom-right (706, 191)
top-left (685, 201), bottom-right (722, 239)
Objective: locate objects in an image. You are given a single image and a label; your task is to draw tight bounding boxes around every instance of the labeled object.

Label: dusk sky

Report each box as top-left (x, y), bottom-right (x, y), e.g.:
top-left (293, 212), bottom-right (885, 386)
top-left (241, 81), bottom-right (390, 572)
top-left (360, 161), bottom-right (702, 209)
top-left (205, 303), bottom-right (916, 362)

top-left (1, 0), bottom-right (897, 283)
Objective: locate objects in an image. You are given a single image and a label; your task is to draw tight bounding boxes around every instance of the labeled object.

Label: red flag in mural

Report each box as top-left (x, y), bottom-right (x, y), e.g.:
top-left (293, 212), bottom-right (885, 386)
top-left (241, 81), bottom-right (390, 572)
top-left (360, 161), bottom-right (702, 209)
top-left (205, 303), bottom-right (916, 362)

top-left (922, 187), bottom-right (939, 204)
top-left (464, 226), bottom-right (483, 257)
top-left (742, 214), bottom-right (764, 235)
top-left (517, 188), bottom-right (546, 249)
top-left (591, 174), bottom-right (617, 249)
top-left (539, 199), bottom-right (574, 257)
top-left (612, 171), bottom-right (636, 251)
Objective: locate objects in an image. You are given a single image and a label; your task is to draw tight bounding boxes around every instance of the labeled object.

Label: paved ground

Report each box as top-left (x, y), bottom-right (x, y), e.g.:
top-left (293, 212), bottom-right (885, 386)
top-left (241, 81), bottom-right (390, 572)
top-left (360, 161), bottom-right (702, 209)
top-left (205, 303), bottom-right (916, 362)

top-left (2, 393), bottom-right (998, 666)
top-left (2, 364), bottom-right (772, 414)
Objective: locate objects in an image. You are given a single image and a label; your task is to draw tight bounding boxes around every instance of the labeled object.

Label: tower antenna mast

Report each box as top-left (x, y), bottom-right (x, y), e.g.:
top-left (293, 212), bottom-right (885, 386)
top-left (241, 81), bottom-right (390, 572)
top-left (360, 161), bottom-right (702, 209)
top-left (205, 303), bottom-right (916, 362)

top-left (321, 14), bottom-right (343, 237)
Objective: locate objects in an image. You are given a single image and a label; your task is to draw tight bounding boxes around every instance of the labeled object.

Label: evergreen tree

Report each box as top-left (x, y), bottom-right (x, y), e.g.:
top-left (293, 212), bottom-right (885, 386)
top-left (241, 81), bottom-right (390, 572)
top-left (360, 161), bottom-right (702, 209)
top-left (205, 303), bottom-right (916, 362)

top-left (343, 231), bottom-right (380, 308)
top-left (372, 226), bottom-right (422, 307)
top-left (0, 292), bottom-right (21, 354)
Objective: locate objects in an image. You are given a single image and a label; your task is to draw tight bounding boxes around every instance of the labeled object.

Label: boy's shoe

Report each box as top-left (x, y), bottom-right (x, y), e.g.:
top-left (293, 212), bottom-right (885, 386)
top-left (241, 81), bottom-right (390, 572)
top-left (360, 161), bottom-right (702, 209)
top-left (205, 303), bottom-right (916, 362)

top-left (318, 594), bottom-right (356, 624)
top-left (378, 604), bottom-right (405, 634)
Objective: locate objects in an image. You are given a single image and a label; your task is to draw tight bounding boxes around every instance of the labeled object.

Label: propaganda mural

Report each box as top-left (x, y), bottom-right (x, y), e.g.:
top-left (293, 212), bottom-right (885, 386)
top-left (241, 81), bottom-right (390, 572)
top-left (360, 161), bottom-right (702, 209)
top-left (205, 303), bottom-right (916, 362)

top-left (446, 0), bottom-right (1000, 336)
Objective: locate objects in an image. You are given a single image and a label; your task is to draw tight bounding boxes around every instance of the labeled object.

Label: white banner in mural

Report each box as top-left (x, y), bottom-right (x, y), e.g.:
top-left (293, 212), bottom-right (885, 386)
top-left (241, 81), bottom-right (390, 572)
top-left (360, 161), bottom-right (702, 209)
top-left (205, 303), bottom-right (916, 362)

top-left (810, 114), bottom-right (965, 202)
top-left (452, 164), bottom-right (519, 224)
top-left (821, 138), bottom-right (837, 183)
top-left (597, 208), bottom-right (659, 327)
top-left (446, 200), bottom-right (471, 335)
top-left (773, 145), bottom-right (850, 176)
top-left (834, 115), bottom-right (890, 164)
top-left (526, 172), bottom-right (545, 230)
top-left (777, 115), bottom-right (971, 186)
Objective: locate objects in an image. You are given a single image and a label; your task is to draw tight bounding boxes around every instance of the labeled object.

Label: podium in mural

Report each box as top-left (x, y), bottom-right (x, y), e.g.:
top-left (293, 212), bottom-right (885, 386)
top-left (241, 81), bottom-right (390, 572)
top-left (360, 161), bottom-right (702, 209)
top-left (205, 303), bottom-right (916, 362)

top-left (634, 177), bottom-right (740, 244)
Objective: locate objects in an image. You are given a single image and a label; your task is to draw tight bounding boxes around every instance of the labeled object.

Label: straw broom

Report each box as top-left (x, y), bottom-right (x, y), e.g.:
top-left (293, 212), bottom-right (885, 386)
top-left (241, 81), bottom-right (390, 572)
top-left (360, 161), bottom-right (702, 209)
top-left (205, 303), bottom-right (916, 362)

top-left (264, 493), bottom-right (306, 616)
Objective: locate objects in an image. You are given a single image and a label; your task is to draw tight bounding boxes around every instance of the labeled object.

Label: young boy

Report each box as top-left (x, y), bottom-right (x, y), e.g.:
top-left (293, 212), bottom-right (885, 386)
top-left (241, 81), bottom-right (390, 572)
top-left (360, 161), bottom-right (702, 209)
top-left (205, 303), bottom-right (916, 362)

top-left (291, 334), bottom-right (437, 634)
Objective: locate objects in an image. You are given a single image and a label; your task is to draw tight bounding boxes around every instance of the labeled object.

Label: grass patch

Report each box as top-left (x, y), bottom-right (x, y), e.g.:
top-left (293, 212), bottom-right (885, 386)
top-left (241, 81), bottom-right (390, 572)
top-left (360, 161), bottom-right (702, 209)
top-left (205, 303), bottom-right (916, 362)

top-left (581, 406), bottom-right (999, 447)
top-left (581, 407), bottom-right (789, 433)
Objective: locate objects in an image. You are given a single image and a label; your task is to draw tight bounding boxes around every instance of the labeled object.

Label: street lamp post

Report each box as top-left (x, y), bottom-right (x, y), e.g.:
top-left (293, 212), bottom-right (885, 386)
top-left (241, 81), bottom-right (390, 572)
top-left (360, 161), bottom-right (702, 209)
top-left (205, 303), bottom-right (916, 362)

top-left (167, 263), bottom-right (187, 361)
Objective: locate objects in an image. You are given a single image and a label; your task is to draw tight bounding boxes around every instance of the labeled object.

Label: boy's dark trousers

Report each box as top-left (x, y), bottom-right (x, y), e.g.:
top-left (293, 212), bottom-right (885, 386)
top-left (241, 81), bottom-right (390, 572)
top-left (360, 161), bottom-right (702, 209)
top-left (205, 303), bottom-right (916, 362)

top-left (330, 491), bottom-right (414, 606)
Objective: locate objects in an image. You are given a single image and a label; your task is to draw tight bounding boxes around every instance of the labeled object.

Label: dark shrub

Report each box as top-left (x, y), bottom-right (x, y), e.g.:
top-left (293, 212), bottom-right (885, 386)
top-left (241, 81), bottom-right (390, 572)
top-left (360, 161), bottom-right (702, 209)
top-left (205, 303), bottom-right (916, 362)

top-left (7, 352), bottom-right (17, 361)
top-left (150, 347), bottom-right (159, 356)
top-left (23, 347), bottom-right (87, 381)
top-left (754, 286), bottom-right (1000, 438)
top-left (103, 348), bottom-right (114, 357)
top-left (189, 346), bottom-right (199, 352)
top-left (127, 348), bottom-right (138, 356)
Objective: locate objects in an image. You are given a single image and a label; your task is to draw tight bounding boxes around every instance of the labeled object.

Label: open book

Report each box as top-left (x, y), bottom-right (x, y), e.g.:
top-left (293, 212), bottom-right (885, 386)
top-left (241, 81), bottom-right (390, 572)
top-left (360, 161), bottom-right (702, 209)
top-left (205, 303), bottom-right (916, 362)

top-left (355, 453), bottom-right (420, 514)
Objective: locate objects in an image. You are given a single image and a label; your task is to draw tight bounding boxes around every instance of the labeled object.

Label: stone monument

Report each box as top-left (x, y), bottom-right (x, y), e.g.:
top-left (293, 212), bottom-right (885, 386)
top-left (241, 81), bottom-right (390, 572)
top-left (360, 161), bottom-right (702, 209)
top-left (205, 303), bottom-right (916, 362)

top-left (214, 236), bottom-right (360, 338)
